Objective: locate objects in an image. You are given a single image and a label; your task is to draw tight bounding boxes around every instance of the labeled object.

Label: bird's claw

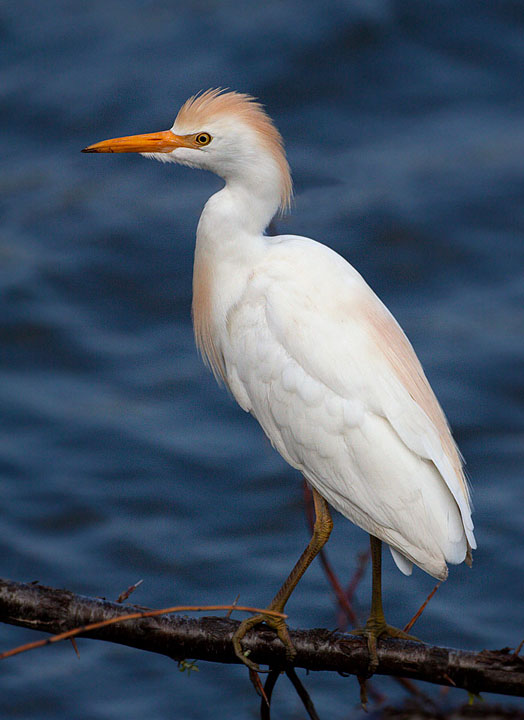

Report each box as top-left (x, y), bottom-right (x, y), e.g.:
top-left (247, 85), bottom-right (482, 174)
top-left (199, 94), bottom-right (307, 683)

top-left (232, 611), bottom-right (296, 672)
top-left (351, 620), bottom-right (420, 674)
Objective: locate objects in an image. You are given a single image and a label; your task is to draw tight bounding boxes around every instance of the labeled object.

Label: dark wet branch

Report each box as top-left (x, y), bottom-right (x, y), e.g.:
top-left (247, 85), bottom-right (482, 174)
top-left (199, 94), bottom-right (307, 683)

top-left (0, 578), bottom-right (522, 698)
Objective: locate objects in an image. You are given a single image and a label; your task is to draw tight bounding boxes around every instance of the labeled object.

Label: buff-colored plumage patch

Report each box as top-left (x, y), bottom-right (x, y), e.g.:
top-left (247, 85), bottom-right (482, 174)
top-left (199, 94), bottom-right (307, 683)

top-left (176, 89), bottom-right (293, 213)
top-left (365, 298), bottom-right (472, 510)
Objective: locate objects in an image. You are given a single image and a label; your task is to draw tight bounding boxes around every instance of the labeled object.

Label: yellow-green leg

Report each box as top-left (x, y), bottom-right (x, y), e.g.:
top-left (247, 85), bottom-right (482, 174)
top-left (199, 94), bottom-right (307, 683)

top-left (233, 486), bottom-right (333, 671)
top-left (352, 535), bottom-right (419, 673)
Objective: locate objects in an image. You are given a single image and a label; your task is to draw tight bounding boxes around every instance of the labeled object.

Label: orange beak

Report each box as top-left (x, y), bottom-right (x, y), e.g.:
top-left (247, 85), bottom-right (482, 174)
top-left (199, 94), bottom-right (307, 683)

top-left (82, 130), bottom-right (188, 153)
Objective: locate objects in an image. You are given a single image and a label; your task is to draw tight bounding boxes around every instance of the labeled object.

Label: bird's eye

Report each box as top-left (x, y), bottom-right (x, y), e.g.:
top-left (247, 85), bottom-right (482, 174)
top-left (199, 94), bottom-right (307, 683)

top-left (195, 132), bottom-right (212, 146)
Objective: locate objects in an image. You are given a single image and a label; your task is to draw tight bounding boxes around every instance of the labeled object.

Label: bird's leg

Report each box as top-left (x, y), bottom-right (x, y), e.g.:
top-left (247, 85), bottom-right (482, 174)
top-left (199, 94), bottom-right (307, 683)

top-left (232, 486), bottom-right (333, 672)
top-left (351, 535), bottom-right (419, 673)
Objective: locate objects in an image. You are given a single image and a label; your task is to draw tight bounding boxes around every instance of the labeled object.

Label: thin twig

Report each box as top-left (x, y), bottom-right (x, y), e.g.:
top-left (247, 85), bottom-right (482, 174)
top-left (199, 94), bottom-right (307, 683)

top-left (513, 639), bottom-right (524, 658)
top-left (345, 550), bottom-right (369, 603)
top-left (366, 681), bottom-right (386, 705)
top-left (0, 604), bottom-right (286, 661)
top-left (69, 638), bottom-right (80, 658)
top-left (250, 669), bottom-right (270, 708)
top-left (395, 677), bottom-right (435, 703)
top-left (260, 669), bottom-right (280, 720)
top-left (357, 675), bottom-right (368, 709)
top-left (404, 583), bottom-right (441, 633)
top-left (443, 673), bottom-right (456, 687)
top-left (338, 550), bottom-right (370, 631)
top-left (226, 594), bottom-right (240, 619)
top-left (117, 580), bottom-right (143, 604)
top-left (286, 667), bottom-right (321, 720)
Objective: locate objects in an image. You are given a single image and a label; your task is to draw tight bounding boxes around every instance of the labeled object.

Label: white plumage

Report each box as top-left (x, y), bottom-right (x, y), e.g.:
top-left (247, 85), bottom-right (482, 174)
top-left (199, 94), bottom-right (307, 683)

top-left (84, 89), bottom-right (476, 665)
top-left (206, 232), bottom-right (475, 580)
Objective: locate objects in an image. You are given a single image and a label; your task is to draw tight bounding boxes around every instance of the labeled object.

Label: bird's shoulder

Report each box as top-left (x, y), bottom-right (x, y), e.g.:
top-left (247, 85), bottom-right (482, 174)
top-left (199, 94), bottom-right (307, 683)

top-left (239, 233), bottom-right (405, 395)
top-left (260, 233), bottom-right (365, 292)
top-left (226, 232), bottom-right (410, 421)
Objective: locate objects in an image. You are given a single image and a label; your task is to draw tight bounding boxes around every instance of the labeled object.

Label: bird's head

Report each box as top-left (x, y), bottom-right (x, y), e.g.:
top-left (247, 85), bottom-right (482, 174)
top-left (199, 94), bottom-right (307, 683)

top-left (83, 89), bottom-right (292, 213)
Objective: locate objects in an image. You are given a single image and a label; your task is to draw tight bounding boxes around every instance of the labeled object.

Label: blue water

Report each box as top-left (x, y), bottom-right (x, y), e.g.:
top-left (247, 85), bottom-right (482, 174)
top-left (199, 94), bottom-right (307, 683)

top-left (1, 1), bottom-right (524, 717)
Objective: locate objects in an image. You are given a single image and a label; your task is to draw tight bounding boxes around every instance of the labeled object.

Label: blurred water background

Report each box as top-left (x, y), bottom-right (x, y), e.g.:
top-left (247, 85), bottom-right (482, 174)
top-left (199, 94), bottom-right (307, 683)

top-left (1, 1), bottom-right (524, 717)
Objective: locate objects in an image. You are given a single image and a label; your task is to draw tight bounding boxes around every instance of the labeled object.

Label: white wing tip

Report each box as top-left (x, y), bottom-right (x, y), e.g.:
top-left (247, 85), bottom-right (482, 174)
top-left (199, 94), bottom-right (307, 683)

top-left (466, 528), bottom-right (477, 549)
top-left (389, 546), bottom-right (413, 576)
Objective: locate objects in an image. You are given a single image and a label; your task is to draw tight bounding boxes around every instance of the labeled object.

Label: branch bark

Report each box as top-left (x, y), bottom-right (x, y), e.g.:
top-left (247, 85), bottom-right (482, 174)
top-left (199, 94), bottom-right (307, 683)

top-left (0, 578), bottom-right (522, 698)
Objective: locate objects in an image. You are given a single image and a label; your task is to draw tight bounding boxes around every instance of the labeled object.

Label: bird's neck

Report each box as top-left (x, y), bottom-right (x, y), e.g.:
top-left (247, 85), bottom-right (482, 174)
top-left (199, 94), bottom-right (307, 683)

top-left (195, 181), bottom-right (279, 280)
top-left (192, 184), bottom-right (274, 381)
top-left (201, 176), bottom-right (281, 236)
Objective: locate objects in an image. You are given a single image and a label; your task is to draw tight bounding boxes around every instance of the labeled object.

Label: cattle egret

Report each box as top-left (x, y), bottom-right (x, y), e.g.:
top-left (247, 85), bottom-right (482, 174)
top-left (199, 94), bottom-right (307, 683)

top-left (83, 89), bottom-right (476, 672)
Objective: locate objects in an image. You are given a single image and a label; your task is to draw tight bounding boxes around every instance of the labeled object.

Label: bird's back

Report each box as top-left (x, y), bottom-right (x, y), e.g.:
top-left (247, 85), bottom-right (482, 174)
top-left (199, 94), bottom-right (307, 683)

top-left (220, 234), bottom-right (475, 580)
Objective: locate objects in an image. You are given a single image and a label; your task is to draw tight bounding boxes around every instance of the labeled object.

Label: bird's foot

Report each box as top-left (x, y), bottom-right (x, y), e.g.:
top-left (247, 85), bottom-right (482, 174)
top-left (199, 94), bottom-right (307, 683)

top-left (232, 607), bottom-right (296, 672)
top-left (351, 618), bottom-right (420, 674)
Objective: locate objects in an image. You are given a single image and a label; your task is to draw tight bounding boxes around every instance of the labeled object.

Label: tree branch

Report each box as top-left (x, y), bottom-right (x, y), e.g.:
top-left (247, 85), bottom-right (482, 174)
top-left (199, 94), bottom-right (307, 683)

top-left (0, 578), bottom-right (522, 698)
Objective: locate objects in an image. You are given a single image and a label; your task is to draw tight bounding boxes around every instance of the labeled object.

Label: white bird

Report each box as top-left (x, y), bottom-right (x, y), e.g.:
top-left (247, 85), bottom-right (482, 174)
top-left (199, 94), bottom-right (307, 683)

top-left (83, 89), bottom-right (476, 671)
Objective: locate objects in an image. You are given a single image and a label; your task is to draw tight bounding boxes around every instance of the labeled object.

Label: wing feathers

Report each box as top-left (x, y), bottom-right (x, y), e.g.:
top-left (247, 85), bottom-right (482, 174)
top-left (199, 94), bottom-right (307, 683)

top-left (222, 236), bottom-right (476, 576)
top-left (365, 299), bottom-right (476, 548)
